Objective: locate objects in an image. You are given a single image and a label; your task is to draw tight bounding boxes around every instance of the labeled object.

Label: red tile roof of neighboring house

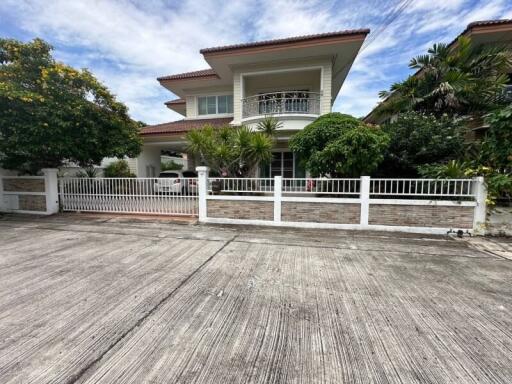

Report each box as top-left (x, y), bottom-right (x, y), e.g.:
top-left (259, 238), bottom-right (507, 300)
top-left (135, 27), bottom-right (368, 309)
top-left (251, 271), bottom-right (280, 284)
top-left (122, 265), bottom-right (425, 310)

top-left (164, 99), bottom-right (186, 105)
top-left (466, 19), bottom-right (512, 29)
top-left (199, 29), bottom-right (370, 54)
top-left (140, 117), bottom-right (233, 136)
top-left (157, 69), bottom-right (218, 81)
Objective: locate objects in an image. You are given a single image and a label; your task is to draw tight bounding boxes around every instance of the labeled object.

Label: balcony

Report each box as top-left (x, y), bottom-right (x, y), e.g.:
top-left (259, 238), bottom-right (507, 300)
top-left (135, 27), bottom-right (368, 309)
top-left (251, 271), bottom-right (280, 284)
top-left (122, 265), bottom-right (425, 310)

top-left (242, 91), bottom-right (321, 119)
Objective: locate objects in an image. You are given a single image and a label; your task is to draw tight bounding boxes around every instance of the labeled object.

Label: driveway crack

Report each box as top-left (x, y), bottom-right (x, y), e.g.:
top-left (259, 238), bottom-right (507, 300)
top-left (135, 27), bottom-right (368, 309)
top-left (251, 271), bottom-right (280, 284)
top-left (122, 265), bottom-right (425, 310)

top-left (64, 234), bottom-right (237, 384)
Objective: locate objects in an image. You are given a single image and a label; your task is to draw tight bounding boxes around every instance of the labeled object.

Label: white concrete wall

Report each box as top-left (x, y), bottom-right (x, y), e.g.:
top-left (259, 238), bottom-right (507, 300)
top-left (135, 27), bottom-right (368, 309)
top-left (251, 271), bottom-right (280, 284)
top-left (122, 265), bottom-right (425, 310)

top-left (137, 146), bottom-right (161, 177)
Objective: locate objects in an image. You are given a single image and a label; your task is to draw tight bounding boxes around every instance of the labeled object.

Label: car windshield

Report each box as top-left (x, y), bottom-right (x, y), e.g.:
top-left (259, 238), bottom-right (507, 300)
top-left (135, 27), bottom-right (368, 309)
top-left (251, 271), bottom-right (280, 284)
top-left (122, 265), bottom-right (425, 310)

top-left (159, 173), bottom-right (179, 178)
top-left (182, 171), bottom-right (197, 177)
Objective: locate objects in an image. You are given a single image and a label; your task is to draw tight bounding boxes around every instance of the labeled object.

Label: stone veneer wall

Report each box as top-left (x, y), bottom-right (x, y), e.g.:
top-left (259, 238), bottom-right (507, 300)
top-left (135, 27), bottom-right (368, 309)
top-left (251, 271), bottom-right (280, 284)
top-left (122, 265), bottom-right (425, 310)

top-left (18, 195), bottom-right (47, 212)
top-left (207, 200), bottom-right (273, 221)
top-left (3, 178), bottom-right (45, 192)
top-left (2, 177), bottom-right (47, 212)
top-left (369, 204), bottom-right (474, 228)
top-left (281, 202), bottom-right (360, 224)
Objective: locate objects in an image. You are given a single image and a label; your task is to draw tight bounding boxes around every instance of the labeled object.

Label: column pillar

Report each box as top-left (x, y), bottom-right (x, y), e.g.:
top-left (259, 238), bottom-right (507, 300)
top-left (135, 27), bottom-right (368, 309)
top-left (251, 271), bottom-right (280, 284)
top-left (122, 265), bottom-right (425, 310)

top-left (196, 166), bottom-right (209, 222)
top-left (42, 168), bottom-right (59, 214)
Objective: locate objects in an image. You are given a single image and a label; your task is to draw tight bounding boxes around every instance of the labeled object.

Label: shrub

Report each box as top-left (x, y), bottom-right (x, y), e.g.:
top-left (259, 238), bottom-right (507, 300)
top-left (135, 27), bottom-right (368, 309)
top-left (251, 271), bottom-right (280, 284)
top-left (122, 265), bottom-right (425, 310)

top-left (480, 105), bottom-right (512, 171)
top-left (161, 160), bottom-right (183, 171)
top-left (378, 112), bottom-right (465, 176)
top-left (103, 160), bottom-right (135, 177)
top-left (289, 113), bottom-right (389, 177)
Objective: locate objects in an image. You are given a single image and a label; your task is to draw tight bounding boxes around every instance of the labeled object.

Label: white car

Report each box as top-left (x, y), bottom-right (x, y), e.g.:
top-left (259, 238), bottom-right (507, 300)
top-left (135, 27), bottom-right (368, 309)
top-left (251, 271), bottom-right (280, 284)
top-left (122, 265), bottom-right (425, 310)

top-left (154, 171), bottom-right (197, 195)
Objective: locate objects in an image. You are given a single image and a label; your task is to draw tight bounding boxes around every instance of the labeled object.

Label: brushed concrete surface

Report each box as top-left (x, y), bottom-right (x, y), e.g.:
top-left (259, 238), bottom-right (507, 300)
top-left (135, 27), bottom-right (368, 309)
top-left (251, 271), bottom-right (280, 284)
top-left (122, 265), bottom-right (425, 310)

top-left (0, 214), bottom-right (511, 383)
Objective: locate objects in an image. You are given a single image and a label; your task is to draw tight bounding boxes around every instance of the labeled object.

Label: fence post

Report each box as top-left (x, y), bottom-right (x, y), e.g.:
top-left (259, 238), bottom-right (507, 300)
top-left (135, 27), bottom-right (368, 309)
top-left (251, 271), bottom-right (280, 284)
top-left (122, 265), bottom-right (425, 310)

top-left (196, 166), bottom-right (209, 222)
top-left (42, 168), bottom-right (59, 214)
top-left (360, 176), bottom-right (370, 227)
top-left (473, 176), bottom-right (487, 235)
top-left (0, 168), bottom-right (4, 213)
top-left (274, 176), bottom-right (282, 222)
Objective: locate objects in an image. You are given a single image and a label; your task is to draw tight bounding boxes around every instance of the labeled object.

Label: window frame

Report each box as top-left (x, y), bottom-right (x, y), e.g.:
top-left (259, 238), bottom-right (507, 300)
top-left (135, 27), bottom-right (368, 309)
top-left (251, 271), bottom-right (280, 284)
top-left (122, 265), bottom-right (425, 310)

top-left (197, 94), bottom-right (233, 116)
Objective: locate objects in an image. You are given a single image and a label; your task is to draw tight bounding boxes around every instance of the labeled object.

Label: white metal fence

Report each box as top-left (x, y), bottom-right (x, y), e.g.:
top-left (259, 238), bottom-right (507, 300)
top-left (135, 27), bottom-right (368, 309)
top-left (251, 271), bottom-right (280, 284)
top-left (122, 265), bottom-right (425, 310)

top-left (59, 177), bottom-right (198, 216)
top-left (370, 178), bottom-right (474, 199)
top-left (208, 177), bottom-right (473, 199)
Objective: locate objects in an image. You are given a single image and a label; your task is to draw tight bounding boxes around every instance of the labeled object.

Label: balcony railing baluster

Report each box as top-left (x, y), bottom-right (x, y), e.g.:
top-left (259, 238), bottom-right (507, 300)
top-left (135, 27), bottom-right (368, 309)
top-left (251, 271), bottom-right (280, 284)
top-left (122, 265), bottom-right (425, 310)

top-left (242, 91), bottom-right (321, 118)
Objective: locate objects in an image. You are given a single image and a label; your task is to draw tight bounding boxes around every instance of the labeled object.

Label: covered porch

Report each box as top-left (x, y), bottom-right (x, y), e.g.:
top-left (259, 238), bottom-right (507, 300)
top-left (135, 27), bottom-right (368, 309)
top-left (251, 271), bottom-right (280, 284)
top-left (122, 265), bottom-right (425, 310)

top-left (138, 117), bottom-right (305, 178)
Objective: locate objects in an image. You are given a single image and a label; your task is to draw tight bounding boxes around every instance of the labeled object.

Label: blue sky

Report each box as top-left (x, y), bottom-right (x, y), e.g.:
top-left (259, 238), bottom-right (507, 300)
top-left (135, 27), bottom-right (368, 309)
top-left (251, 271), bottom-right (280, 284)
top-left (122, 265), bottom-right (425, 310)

top-left (1, 0), bottom-right (511, 124)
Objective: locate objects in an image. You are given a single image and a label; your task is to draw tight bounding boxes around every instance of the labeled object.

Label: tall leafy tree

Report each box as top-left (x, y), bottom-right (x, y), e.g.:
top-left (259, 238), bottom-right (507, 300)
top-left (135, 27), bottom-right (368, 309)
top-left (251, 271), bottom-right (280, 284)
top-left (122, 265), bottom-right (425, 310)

top-left (378, 36), bottom-right (512, 117)
top-left (289, 113), bottom-right (390, 177)
top-left (0, 38), bottom-right (142, 173)
top-left (377, 112), bottom-right (465, 177)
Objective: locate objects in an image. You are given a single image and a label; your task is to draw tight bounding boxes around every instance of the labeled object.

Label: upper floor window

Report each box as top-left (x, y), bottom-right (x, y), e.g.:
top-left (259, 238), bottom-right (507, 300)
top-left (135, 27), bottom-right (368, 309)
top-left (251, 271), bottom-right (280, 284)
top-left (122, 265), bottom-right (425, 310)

top-left (198, 95), bottom-right (233, 115)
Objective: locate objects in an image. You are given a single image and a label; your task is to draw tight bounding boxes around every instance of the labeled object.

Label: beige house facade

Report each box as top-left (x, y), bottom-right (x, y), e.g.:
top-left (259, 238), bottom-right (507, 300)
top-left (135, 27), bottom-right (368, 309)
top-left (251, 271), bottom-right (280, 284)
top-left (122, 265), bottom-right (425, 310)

top-left (135, 29), bottom-right (369, 177)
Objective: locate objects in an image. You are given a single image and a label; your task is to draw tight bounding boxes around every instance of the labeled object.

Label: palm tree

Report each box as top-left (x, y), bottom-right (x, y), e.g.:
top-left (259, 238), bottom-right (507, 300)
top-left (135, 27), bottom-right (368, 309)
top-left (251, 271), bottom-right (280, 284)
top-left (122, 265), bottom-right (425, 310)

top-left (378, 36), bottom-right (512, 117)
top-left (186, 124), bottom-right (273, 177)
top-left (256, 116), bottom-right (282, 137)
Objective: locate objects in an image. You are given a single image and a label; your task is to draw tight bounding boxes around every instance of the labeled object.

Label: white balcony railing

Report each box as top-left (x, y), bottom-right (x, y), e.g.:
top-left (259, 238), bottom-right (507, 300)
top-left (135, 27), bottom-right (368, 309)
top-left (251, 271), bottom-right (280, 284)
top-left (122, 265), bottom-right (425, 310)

top-left (242, 91), bottom-right (321, 119)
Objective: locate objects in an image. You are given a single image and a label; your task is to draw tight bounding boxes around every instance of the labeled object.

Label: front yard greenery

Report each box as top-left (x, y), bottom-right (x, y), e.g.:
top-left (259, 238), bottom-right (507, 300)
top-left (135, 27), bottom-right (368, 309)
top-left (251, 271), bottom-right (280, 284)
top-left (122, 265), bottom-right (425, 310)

top-left (289, 113), bottom-right (390, 177)
top-left (377, 112), bottom-right (465, 176)
top-left (103, 159), bottom-right (135, 178)
top-left (378, 36), bottom-right (512, 117)
top-left (0, 38), bottom-right (142, 174)
top-left (161, 160), bottom-right (183, 171)
top-left (186, 124), bottom-right (273, 177)
top-left (417, 105), bottom-right (512, 206)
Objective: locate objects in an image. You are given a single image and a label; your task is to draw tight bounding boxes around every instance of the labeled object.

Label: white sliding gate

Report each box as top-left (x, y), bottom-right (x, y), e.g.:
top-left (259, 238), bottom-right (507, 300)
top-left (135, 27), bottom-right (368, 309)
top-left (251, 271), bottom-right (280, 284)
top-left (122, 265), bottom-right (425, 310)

top-left (59, 177), bottom-right (198, 216)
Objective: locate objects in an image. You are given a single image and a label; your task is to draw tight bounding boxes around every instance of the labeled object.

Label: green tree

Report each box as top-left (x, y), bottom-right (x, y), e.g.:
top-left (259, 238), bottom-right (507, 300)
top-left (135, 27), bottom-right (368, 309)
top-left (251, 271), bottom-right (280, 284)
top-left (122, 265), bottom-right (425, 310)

top-left (289, 113), bottom-right (389, 177)
top-left (378, 36), bottom-right (512, 117)
top-left (186, 124), bottom-right (273, 177)
top-left (480, 104), bottom-right (512, 171)
top-left (103, 159), bottom-right (135, 177)
top-left (256, 116), bottom-right (282, 137)
top-left (0, 38), bottom-right (141, 173)
top-left (377, 112), bottom-right (465, 176)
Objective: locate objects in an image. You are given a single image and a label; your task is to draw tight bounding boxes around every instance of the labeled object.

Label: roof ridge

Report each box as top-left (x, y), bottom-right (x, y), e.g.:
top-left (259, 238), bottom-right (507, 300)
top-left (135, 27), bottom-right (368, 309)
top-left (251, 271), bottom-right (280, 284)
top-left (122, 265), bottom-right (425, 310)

top-left (199, 28), bottom-right (370, 54)
top-left (157, 68), bottom-right (218, 82)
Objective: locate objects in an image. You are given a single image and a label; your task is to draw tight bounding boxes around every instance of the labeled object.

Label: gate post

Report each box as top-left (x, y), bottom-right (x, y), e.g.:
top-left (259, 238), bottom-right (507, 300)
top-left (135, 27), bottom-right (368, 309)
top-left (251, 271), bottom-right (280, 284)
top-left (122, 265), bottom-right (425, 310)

top-left (0, 169), bottom-right (4, 213)
top-left (360, 176), bottom-right (370, 227)
top-left (473, 176), bottom-right (487, 235)
top-left (42, 168), bottom-right (59, 214)
top-left (274, 176), bottom-right (282, 222)
top-left (196, 166), bottom-right (209, 222)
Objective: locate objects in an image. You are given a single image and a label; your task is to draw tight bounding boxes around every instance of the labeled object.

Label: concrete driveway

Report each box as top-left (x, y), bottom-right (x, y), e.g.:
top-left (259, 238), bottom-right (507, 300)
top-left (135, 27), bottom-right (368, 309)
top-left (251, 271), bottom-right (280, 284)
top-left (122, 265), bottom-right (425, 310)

top-left (0, 214), bottom-right (511, 383)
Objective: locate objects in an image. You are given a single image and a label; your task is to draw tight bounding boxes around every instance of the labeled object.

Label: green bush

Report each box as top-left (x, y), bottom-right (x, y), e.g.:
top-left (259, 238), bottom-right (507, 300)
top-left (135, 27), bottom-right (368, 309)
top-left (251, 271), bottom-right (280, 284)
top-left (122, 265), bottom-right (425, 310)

top-left (161, 160), bottom-right (183, 171)
top-left (103, 160), bottom-right (135, 178)
top-left (377, 112), bottom-right (465, 176)
top-left (480, 105), bottom-right (512, 171)
top-left (289, 113), bottom-right (389, 177)
top-left (418, 162), bottom-right (512, 206)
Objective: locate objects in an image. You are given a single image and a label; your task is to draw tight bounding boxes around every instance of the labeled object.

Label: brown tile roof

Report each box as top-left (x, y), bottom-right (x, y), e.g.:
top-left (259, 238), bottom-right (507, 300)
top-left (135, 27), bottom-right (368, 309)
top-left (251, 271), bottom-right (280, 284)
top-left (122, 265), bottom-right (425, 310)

top-left (157, 69), bottom-right (218, 81)
top-left (467, 19), bottom-right (512, 29)
top-left (140, 117), bottom-right (233, 136)
top-left (199, 29), bottom-right (370, 54)
top-left (164, 99), bottom-right (186, 105)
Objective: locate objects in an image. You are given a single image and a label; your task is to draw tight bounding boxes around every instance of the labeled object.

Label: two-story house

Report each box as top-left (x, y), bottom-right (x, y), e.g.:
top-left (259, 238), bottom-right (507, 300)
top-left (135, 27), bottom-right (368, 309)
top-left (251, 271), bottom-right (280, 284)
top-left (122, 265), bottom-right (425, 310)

top-left (134, 29), bottom-right (369, 177)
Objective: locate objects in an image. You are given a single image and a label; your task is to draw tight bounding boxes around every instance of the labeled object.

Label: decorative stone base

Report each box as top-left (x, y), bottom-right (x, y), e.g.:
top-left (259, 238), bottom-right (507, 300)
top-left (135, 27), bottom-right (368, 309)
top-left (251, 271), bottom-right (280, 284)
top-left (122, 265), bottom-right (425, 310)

top-left (369, 204), bottom-right (474, 228)
top-left (282, 202), bottom-right (360, 224)
top-left (207, 200), bottom-right (273, 221)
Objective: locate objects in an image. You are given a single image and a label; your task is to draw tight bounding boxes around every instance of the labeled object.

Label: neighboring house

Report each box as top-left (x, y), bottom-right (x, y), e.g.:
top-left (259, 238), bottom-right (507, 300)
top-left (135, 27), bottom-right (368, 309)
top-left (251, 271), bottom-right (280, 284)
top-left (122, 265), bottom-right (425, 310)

top-left (364, 19), bottom-right (512, 137)
top-left (135, 29), bottom-right (369, 177)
